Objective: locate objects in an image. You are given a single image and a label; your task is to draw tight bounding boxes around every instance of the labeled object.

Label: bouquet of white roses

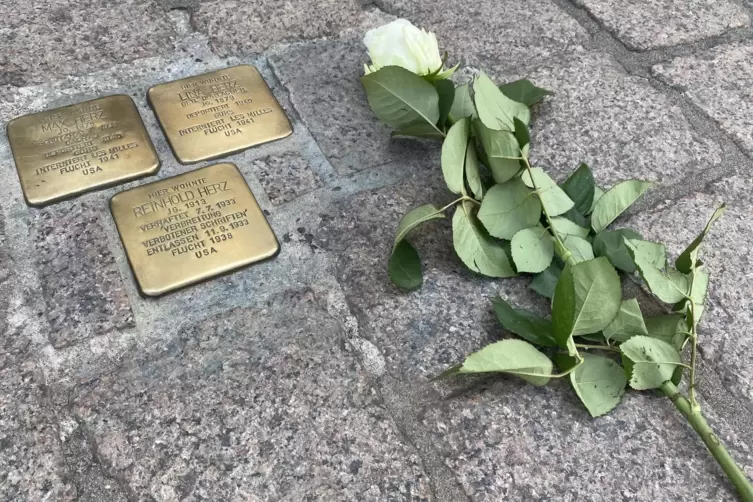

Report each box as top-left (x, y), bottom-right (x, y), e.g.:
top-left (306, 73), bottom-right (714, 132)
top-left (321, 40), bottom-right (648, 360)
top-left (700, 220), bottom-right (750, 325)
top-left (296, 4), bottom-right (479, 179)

top-left (360, 19), bottom-right (753, 501)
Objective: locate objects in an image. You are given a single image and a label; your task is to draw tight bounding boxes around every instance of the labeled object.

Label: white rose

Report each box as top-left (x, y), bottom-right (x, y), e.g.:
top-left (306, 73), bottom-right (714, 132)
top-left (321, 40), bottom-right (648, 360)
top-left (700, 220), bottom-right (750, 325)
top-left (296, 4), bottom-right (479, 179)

top-left (364, 19), bottom-right (453, 78)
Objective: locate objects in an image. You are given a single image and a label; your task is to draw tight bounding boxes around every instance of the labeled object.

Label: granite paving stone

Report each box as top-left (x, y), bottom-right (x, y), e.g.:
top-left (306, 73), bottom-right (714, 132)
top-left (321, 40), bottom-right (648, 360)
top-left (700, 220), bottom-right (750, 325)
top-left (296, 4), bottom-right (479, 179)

top-left (312, 158), bottom-right (546, 381)
top-left (374, 0), bottom-right (589, 69)
top-left (652, 42), bottom-right (753, 158)
top-left (573, 0), bottom-right (749, 51)
top-left (270, 38), bottom-right (435, 175)
top-left (69, 289), bottom-right (432, 501)
top-left (624, 175), bottom-right (753, 403)
top-left (424, 382), bottom-right (751, 501)
top-left (0, 360), bottom-right (76, 502)
top-left (250, 151), bottom-right (324, 205)
top-left (311, 157), bottom-right (753, 500)
top-left (192, 0), bottom-right (366, 55)
top-left (0, 0), bottom-right (177, 87)
top-left (512, 52), bottom-right (723, 187)
top-left (34, 200), bottom-right (134, 349)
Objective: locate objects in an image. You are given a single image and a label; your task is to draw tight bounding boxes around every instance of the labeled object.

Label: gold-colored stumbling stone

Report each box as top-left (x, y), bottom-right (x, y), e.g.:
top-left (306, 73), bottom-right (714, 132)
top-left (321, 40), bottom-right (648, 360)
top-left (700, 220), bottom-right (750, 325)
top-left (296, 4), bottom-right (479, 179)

top-left (110, 162), bottom-right (279, 297)
top-left (7, 95), bottom-right (160, 207)
top-left (147, 65), bottom-right (293, 164)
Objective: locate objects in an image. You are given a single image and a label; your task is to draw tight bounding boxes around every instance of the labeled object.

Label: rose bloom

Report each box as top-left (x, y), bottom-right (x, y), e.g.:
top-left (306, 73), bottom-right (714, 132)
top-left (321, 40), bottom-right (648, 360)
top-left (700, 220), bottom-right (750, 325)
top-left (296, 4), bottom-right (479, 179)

top-left (363, 19), bottom-right (454, 78)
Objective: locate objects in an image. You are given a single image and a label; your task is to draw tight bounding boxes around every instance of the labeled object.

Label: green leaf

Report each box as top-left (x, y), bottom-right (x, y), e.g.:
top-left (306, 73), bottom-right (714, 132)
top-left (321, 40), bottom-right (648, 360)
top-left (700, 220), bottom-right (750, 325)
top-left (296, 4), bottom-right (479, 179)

top-left (474, 72), bottom-right (531, 131)
top-left (362, 66), bottom-right (441, 132)
top-left (452, 202), bottom-right (516, 278)
top-left (551, 217), bottom-right (590, 239)
top-left (464, 142), bottom-right (485, 200)
top-left (559, 235), bottom-right (594, 264)
top-left (621, 336), bottom-right (683, 390)
top-left (438, 339), bottom-right (553, 386)
top-left (588, 186), bottom-right (605, 215)
top-left (561, 163), bottom-right (595, 215)
top-left (592, 229), bottom-right (643, 273)
top-left (492, 296), bottom-right (557, 347)
top-left (389, 240), bottom-right (423, 290)
top-left (562, 207), bottom-right (590, 228)
top-left (449, 83), bottom-right (475, 122)
top-left (393, 204), bottom-right (445, 248)
top-left (474, 120), bottom-right (521, 183)
top-left (591, 180), bottom-right (652, 233)
top-left (512, 225), bottom-right (555, 274)
top-left (391, 123), bottom-right (445, 139)
top-left (676, 204), bottom-right (726, 274)
top-left (531, 262), bottom-right (562, 299)
top-left (552, 257), bottom-right (622, 353)
top-left (685, 266), bottom-right (710, 327)
top-left (522, 168), bottom-right (575, 216)
top-left (645, 314), bottom-right (685, 350)
top-left (435, 79), bottom-right (455, 128)
top-left (442, 119), bottom-right (470, 194)
top-left (498, 79), bottom-right (553, 106)
top-left (625, 239), bottom-right (688, 304)
top-left (477, 179), bottom-right (541, 240)
top-left (602, 299), bottom-right (647, 343)
top-left (568, 353), bottom-right (627, 417)
top-left (513, 117), bottom-right (531, 150)
top-left (624, 239), bottom-right (666, 269)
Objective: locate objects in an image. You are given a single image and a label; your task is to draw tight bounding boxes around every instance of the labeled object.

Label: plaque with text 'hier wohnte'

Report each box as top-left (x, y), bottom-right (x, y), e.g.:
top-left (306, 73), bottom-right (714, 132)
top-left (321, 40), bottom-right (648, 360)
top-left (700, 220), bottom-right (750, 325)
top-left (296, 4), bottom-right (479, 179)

top-left (147, 65), bottom-right (293, 164)
top-left (7, 95), bottom-right (160, 207)
top-left (110, 163), bottom-right (279, 297)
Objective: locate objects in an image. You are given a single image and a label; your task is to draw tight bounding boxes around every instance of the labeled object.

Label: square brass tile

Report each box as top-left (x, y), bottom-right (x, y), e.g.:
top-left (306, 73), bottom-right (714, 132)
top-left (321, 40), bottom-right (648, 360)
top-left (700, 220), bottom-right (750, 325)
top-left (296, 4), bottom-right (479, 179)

top-left (6, 95), bottom-right (160, 207)
top-left (110, 163), bottom-right (279, 297)
top-left (147, 65), bottom-right (293, 164)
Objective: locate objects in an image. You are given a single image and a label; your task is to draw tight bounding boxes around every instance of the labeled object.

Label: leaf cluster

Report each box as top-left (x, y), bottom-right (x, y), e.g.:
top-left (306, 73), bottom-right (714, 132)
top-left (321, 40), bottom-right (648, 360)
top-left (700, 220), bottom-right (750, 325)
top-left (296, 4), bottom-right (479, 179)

top-left (362, 66), bottom-right (726, 418)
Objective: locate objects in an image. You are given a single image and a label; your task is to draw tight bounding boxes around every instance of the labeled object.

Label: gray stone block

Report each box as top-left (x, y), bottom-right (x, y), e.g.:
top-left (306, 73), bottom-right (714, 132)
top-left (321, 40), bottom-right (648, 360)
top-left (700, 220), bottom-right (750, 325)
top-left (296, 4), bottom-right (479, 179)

top-left (0, 361), bottom-right (76, 501)
top-left (311, 158), bottom-right (752, 500)
top-left (269, 38), bottom-right (435, 174)
top-left (573, 0), bottom-right (749, 51)
top-left (374, 0), bottom-right (589, 69)
top-left (0, 0), bottom-right (177, 87)
top-left (70, 289), bottom-right (431, 500)
top-left (192, 0), bottom-right (366, 55)
top-left (623, 175), bottom-right (753, 403)
top-left (423, 382), bottom-right (749, 500)
top-left (652, 42), bottom-right (753, 158)
top-left (250, 152), bottom-right (324, 206)
top-left (34, 201), bottom-right (134, 349)
top-left (516, 52), bottom-right (723, 188)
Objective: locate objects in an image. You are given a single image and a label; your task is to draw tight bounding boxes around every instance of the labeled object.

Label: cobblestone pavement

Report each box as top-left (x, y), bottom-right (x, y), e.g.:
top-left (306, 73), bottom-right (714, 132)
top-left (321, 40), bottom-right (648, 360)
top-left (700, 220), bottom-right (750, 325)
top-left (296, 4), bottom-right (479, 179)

top-left (2, 0), bottom-right (753, 500)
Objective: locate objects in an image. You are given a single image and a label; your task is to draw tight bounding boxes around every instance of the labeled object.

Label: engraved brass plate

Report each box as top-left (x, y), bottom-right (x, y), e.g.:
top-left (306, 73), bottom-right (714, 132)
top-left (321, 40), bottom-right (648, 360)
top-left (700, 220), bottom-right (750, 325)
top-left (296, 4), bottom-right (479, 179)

top-left (110, 163), bottom-right (279, 296)
top-left (7, 95), bottom-right (160, 207)
top-left (147, 65), bottom-right (293, 164)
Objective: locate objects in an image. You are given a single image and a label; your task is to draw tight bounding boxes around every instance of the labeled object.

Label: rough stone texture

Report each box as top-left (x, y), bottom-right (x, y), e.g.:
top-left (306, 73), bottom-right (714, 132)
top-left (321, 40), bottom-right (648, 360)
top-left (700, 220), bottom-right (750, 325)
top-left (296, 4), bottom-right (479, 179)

top-left (313, 161), bottom-right (547, 380)
top-left (34, 201), bottom-right (134, 349)
top-left (515, 52), bottom-right (723, 187)
top-left (0, 0), bottom-right (177, 86)
top-left (0, 361), bottom-right (76, 502)
top-left (250, 152), bottom-right (324, 205)
top-left (311, 162), bottom-right (753, 500)
top-left (424, 383), bottom-right (750, 501)
top-left (193, 0), bottom-right (366, 55)
top-left (375, 0), bottom-right (589, 69)
top-left (624, 175), bottom-right (753, 403)
top-left (70, 289), bottom-right (432, 501)
top-left (652, 42), bottom-right (753, 157)
top-left (573, 0), bottom-right (749, 51)
top-left (270, 38), bottom-right (434, 175)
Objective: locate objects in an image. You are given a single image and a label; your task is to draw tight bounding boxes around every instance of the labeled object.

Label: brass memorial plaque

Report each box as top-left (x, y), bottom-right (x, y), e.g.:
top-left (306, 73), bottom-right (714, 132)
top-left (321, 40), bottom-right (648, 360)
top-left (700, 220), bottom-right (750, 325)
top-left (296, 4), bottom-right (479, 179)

top-left (7, 95), bottom-right (160, 207)
top-left (147, 65), bottom-right (293, 164)
top-left (110, 163), bottom-right (279, 296)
